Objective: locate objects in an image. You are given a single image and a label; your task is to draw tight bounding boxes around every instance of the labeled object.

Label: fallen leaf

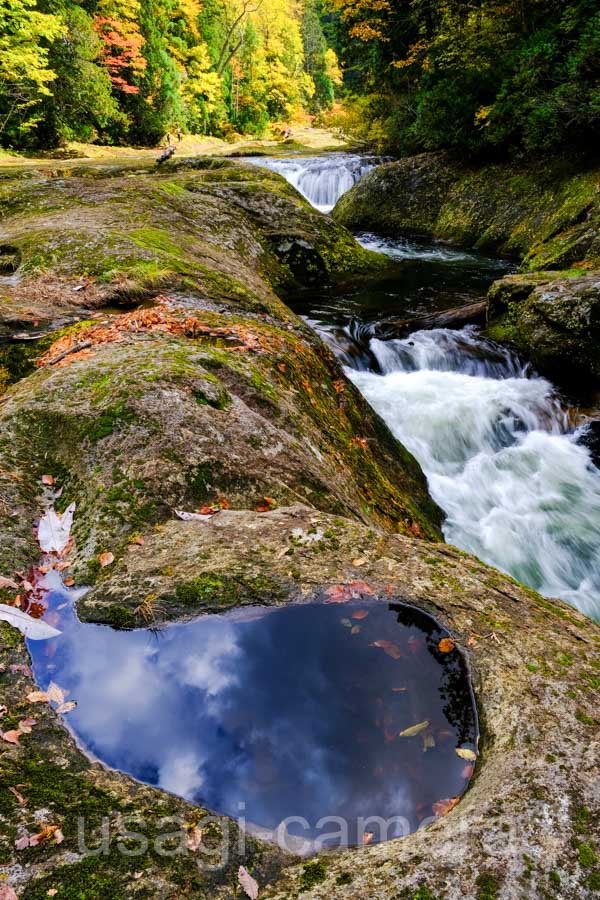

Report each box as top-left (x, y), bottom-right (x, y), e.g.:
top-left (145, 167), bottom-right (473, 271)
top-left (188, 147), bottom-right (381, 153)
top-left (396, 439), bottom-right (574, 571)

top-left (432, 797), bottom-right (460, 817)
top-left (351, 610), bottom-right (369, 620)
top-left (29, 825), bottom-right (62, 847)
top-left (18, 718), bottom-right (37, 734)
top-left (14, 832), bottom-right (30, 850)
top-left (340, 618), bottom-right (352, 627)
top-left (0, 575), bottom-right (19, 590)
top-left (2, 730), bottom-right (21, 745)
top-left (256, 497), bottom-right (276, 513)
top-left (47, 891), bottom-right (58, 897)
top-left (362, 831), bottom-right (375, 845)
top-left (175, 509), bottom-right (214, 521)
top-left (422, 731), bottom-right (436, 752)
top-left (0, 705), bottom-right (6, 717)
top-left (42, 475), bottom-right (55, 486)
top-left (9, 663), bottom-right (32, 676)
top-left (186, 824), bottom-right (203, 851)
top-left (325, 581), bottom-right (376, 603)
top-left (351, 625), bottom-right (361, 634)
top-left (398, 719), bottom-right (429, 738)
top-left (461, 763), bottom-right (475, 779)
top-left (0, 887), bottom-right (17, 900)
top-left (63, 577), bottom-right (74, 587)
top-left (47, 682), bottom-right (66, 705)
top-left (238, 865), bottom-right (259, 899)
top-left (27, 691), bottom-right (49, 703)
top-left (0, 605), bottom-right (60, 641)
top-left (438, 637), bottom-right (455, 653)
top-left (352, 557), bottom-right (367, 567)
top-left (371, 639), bottom-right (402, 660)
top-left (56, 701), bottom-right (77, 714)
top-left (9, 786), bottom-right (26, 805)
top-left (392, 687), bottom-right (407, 693)
top-left (455, 747), bottom-right (477, 761)
top-left (38, 503), bottom-right (75, 554)
top-left (98, 551), bottom-right (114, 568)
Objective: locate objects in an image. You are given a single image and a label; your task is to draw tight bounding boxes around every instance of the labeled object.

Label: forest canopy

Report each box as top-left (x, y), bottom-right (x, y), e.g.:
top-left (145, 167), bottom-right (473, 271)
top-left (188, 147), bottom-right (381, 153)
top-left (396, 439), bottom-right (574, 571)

top-left (0, 0), bottom-right (340, 148)
top-left (1, 0), bottom-right (598, 155)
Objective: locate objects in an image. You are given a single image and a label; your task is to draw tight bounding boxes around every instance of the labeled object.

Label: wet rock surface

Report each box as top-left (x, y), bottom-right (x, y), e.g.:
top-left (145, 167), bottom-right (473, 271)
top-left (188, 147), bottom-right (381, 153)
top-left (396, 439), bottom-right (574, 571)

top-left (0, 160), bottom-right (598, 899)
top-left (486, 271), bottom-right (600, 383)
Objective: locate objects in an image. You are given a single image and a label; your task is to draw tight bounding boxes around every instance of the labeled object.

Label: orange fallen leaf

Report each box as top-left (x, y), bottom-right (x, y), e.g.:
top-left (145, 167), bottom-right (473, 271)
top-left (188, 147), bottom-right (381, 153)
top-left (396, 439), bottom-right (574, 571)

top-left (99, 551), bottom-right (114, 568)
top-left (256, 497), bottom-right (276, 513)
top-left (438, 637), bottom-right (455, 653)
top-left (350, 436), bottom-right (368, 450)
top-left (371, 639), bottom-right (402, 660)
top-left (63, 577), bottom-right (74, 587)
top-left (2, 730), bottom-right (21, 745)
top-left (29, 825), bottom-right (63, 846)
top-left (432, 797), bottom-right (460, 817)
top-left (351, 610), bottom-right (369, 620)
top-left (42, 475), bottom-right (55, 486)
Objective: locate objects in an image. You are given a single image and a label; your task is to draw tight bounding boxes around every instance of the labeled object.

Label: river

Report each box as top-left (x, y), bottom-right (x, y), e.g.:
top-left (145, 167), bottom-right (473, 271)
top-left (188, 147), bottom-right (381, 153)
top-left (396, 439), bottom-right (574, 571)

top-left (251, 153), bottom-right (600, 622)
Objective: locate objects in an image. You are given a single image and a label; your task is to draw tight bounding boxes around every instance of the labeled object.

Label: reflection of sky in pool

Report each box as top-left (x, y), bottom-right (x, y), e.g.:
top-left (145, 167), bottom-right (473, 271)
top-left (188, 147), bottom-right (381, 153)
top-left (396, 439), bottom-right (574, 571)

top-left (28, 590), bottom-right (478, 850)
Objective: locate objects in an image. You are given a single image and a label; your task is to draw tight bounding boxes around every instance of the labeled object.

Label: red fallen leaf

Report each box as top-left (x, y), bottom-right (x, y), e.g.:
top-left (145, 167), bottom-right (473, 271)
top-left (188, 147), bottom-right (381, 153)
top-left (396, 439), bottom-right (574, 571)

top-left (324, 581), bottom-right (376, 603)
top-left (333, 379), bottom-right (345, 394)
top-left (98, 551), bottom-right (114, 568)
top-left (42, 474), bottom-right (55, 486)
top-left (199, 506), bottom-right (216, 515)
top-left (432, 797), bottom-right (460, 817)
top-left (371, 639), bottom-right (402, 660)
top-left (218, 497), bottom-right (230, 510)
top-left (2, 730), bottom-right (21, 745)
top-left (362, 831), bottom-right (375, 845)
top-left (438, 637), bottom-right (455, 653)
top-left (63, 577), bottom-right (75, 587)
top-left (351, 610), bottom-right (369, 620)
top-left (256, 497), bottom-right (276, 513)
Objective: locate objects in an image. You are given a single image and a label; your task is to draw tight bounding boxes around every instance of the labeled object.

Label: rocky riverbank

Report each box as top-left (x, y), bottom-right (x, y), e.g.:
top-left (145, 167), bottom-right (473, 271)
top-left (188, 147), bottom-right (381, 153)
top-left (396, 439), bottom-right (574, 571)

top-left (0, 159), bottom-right (598, 899)
top-left (333, 152), bottom-right (600, 384)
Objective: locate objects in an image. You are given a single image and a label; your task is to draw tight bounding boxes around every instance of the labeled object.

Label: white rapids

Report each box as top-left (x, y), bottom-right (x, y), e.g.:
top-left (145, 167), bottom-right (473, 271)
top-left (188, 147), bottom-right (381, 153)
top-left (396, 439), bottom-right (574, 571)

top-left (348, 328), bottom-right (600, 621)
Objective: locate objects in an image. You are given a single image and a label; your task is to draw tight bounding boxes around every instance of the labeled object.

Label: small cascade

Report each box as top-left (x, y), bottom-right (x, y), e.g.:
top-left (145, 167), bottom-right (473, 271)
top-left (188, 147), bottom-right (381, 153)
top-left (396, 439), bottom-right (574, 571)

top-left (346, 328), bottom-right (600, 621)
top-left (248, 154), bottom-right (380, 211)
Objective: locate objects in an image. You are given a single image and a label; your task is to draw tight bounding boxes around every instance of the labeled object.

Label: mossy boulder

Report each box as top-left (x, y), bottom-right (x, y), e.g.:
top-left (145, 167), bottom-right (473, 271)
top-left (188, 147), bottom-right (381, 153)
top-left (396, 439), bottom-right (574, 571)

top-left (486, 271), bottom-right (600, 382)
top-left (333, 153), bottom-right (600, 270)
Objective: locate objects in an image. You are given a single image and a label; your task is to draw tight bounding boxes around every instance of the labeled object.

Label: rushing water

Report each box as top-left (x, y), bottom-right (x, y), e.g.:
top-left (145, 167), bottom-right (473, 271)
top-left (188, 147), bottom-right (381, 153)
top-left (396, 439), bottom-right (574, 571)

top-left (28, 579), bottom-right (478, 852)
top-left (247, 154), bottom-right (380, 212)
top-left (272, 175), bottom-right (600, 622)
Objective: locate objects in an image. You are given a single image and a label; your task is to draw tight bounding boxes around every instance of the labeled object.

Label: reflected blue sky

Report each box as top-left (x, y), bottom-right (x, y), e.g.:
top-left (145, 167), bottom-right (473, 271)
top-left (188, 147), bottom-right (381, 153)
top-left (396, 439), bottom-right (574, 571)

top-left (28, 594), bottom-right (477, 847)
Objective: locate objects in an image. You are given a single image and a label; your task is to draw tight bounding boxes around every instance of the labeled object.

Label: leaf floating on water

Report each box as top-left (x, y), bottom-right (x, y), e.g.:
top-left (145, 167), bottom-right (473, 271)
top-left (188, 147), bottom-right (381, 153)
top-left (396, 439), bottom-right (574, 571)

top-left (0, 604), bottom-right (61, 641)
top-left (340, 618), bottom-right (352, 628)
top-left (351, 625), bottom-right (361, 634)
top-left (398, 719), bottom-right (429, 738)
top-left (56, 701), bottom-right (77, 715)
top-left (362, 831), bottom-right (375, 845)
top-left (422, 731), bottom-right (436, 752)
top-left (455, 747), bottom-right (477, 761)
top-left (98, 551), bottom-right (114, 568)
top-left (238, 865), bottom-right (259, 899)
top-left (47, 682), bottom-right (66, 705)
top-left (438, 638), bottom-right (455, 653)
top-left (462, 763), bottom-right (475, 779)
top-left (432, 797), bottom-right (460, 817)
top-left (38, 503), bottom-right (75, 554)
top-left (371, 639), bottom-right (402, 660)
top-left (351, 610), bottom-right (369, 620)
top-left (392, 687), bottom-right (407, 693)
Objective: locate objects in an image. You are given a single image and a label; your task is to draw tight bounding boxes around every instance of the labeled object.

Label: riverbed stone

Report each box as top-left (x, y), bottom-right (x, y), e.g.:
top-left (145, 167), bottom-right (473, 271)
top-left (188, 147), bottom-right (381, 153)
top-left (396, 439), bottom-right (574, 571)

top-left (486, 271), bottom-right (600, 382)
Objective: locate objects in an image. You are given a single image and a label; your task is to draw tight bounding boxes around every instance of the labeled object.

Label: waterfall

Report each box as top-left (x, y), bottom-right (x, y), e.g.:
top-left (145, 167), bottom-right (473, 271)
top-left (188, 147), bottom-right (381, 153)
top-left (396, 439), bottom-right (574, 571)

top-left (247, 154), bottom-right (380, 212)
top-left (347, 327), bottom-right (600, 621)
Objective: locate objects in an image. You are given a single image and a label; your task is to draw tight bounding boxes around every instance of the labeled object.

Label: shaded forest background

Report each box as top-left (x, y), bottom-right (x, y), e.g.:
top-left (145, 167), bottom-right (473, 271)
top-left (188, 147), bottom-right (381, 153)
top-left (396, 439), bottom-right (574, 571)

top-left (1, 0), bottom-right (599, 155)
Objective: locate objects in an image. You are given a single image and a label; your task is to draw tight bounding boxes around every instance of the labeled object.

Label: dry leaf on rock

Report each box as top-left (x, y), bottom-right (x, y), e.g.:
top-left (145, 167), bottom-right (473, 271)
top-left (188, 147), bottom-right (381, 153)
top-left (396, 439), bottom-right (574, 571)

top-left (98, 552), bottom-right (114, 568)
top-left (238, 865), bottom-right (259, 899)
top-left (18, 718), bottom-right (37, 733)
top-left (1, 730), bottom-right (21, 745)
top-left (38, 504), bottom-right (75, 554)
top-left (27, 691), bottom-right (49, 703)
top-left (0, 575), bottom-right (19, 590)
top-left (0, 885), bottom-right (18, 900)
top-left (42, 475), bottom-right (55, 486)
top-left (14, 831), bottom-right (30, 850)
top-left (9, 786), bottom-right (26, 805)
top-left (186, 824), bottom-right (203, 851)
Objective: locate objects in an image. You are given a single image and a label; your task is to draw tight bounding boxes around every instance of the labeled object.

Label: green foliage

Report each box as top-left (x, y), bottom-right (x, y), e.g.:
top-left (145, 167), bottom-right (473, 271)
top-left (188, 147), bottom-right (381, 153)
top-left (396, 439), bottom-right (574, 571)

top-left (328, 0), bottom-right (600, 156)
top-left (0, 0), bottom-right (335, 148)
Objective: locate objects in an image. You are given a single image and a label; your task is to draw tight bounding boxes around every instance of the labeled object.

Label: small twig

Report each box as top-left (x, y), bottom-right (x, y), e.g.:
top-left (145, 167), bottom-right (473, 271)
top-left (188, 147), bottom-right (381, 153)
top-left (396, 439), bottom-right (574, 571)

top-left (45, 341), bottom-right (93, 367)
